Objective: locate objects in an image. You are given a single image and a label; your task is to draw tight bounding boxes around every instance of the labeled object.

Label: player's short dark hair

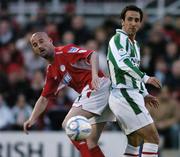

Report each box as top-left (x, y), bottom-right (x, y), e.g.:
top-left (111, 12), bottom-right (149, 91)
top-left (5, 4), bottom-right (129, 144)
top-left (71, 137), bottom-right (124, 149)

top-left (120, 5), bottom-right (143, 22)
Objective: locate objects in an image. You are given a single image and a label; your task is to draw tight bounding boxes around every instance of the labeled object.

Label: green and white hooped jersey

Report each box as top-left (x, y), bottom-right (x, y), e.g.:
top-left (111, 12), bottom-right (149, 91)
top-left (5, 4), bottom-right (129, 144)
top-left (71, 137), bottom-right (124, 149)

top-left (107, 29), bottom-right (148, 96)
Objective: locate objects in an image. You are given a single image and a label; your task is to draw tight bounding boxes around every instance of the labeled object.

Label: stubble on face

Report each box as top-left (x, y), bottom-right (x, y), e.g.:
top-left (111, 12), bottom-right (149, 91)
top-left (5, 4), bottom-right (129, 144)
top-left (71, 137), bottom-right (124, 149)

top-left (122, 11), bottom-right (141, 38)
top-left (30, 32), bottom-right (54, 61)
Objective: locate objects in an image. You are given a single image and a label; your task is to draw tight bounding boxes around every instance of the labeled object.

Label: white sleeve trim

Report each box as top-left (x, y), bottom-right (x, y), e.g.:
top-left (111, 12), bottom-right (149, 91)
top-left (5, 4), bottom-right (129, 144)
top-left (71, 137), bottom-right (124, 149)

top-left (143, 75), bottom-right (150, 83)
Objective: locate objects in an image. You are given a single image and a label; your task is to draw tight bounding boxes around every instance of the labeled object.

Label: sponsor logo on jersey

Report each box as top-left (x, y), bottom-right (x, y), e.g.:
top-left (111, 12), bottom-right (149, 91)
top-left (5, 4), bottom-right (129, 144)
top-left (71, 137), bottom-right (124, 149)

top-left (62, 72), bottom-right (72, 85)
top-left (60, 65), bottom-right (66, 72)
top-left (130, 57), bottom-right (140, 67)
top-left (68, 47), bottom-right (79, 53)
top-left (119, 48), bottom-right (127, 57)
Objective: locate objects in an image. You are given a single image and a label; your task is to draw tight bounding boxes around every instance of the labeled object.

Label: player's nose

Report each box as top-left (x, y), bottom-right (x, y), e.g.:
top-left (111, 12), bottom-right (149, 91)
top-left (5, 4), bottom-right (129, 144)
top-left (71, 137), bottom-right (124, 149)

top-left (37, 43), bottom-right (42, 48)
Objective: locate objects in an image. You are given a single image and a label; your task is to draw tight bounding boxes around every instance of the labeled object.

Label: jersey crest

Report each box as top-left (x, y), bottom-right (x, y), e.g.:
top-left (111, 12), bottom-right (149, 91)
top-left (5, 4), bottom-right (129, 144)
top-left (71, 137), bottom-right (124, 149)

top-left (60, 65), bottom-right (66, 72)
top-left (119, 48), bottom-right (127, 57)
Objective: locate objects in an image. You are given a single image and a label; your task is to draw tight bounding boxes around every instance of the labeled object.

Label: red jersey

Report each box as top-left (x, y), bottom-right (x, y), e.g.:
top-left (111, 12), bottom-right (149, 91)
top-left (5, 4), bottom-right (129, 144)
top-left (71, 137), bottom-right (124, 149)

top-left (41, 44), bottom-right (104, 99)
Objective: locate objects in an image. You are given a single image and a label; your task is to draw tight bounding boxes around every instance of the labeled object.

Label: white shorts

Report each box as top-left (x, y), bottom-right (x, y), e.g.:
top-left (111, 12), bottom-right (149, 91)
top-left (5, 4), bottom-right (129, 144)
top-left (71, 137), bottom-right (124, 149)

top-left (73, 77), bottom-right (116, 124)
top-left (109, 88), bottom-right (153, 135)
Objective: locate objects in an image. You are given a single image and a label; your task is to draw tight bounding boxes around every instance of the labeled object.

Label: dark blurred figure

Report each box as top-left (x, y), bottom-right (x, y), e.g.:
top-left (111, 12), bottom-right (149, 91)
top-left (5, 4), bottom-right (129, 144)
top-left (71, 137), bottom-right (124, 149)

top-left (165, 60), bottom-right (180, 102)
top-left (61, 31), bottom-right (75, 45)
top-left (58, 3), bottom-right (76, 37)
top-left (5, 65), bottom-right (32, 107)
top-left (0, 19), bottom-right (15, 46)
top-left (149, 87), bottom-right (179, 149)
top-left (154, 57), bottom-right (168, 85)
top-left (162, 14), bottom-right (176, 42)
top-left (0, 41), bottom-right (24, 75)
top-left (0, 94), bottom-right (13, 130)
top-left (0, 1), bottom-right (9, 20)
top-left (45, 22), bottom-right (60, 45)
top-left (164, 41), bottom-right (179, 69)
top-left (102, 16), bottom-right (119, 41)
top-left (94, 27), bottom-right (108, 53)
top-left (71, 15), bottom-right (92, 45)
top-left (29, 69), bottom-right (44, 106)
top-left (141, 45), bottom-right (153, 75)
top-left (174, 17), bottom-right (180, 46)
top-left (12, 94), bottom-right (32, 130)
top-left (137, 13), bottom-right (152, 44)
top-left (147, 23), bottom-right (167, 74)
top-left (27, 6), bottom-right (48, 32)
top-left (0, 71), bottom-right (9, 94)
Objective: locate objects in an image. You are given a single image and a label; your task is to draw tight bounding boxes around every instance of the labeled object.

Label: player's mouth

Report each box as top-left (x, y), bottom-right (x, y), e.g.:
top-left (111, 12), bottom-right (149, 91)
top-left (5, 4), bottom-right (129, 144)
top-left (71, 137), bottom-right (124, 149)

top-left (130, 27), bottom-right (136, 31)
top-left (40, 49), bottom-right (46, 56)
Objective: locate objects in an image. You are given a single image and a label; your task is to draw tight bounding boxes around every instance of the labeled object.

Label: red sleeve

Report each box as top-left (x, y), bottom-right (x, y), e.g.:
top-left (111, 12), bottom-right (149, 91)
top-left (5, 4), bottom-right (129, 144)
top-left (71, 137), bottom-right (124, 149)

top-left (73, 49), bottom-right (94, 64)
top-left (41, 66), bottom-right (59, 99)
top-left (61, 44), bottom-right (94, 64)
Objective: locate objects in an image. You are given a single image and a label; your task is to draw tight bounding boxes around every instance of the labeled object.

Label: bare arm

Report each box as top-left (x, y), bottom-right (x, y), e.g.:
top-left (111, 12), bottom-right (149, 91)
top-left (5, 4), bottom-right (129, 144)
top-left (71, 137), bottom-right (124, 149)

top-left (90, 52), bottom-right (100, 90)
top-left (23, 96), bottom-right (48, 134)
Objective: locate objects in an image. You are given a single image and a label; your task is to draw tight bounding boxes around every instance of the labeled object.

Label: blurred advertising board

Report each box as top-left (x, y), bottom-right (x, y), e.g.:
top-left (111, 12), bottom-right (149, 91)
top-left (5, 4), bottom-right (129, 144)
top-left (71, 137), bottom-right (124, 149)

top-left (0, 131), bottom-right (127, 157)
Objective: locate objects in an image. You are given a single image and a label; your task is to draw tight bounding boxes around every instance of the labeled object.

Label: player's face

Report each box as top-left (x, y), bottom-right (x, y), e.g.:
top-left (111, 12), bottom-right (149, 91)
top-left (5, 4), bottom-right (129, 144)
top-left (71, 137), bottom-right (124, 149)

top-left (122, 10), bottom-right (141, 36)
top-left (30, 34), bottom-right (54, 59)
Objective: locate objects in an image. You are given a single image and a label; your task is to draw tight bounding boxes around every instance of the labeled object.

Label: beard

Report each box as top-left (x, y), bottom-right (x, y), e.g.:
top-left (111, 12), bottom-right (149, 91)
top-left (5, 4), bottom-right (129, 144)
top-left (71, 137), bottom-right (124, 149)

top-left (42, 51), bottom-right (54, 61)
top-left (129, 28), bottom-right (137, 35)
top-left (40, 48), bottom-right (54, 59)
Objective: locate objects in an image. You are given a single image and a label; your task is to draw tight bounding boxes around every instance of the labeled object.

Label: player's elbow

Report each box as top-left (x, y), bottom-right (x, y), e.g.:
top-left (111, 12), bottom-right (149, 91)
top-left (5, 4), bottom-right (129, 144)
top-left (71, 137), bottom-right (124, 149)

top-left (89, 51), bottom-right (98, 64)
top-left (62, 119), bottom-right (66, 130)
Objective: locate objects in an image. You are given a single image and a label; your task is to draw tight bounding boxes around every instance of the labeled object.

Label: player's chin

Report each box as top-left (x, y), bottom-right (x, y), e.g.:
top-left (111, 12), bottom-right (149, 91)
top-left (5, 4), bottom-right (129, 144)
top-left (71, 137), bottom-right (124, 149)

top-left (129, 32), bottom-right (135, 36)
top-left (130, 28), bottom-right (137, 34)
top-left (40, 53), bottom-right (48, 59)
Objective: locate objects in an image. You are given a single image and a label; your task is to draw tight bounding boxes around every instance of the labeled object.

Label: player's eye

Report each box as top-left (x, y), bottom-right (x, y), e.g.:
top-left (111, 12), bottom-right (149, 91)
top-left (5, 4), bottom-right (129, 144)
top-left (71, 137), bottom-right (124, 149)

top-left (39, 39), bottom-right (44, 43)
top-left (135, 18), bottom-right (140, 22)
top-left (32, 43), bottom-right (37, 47)
top-left (127, 17), bottom-right (133, 21)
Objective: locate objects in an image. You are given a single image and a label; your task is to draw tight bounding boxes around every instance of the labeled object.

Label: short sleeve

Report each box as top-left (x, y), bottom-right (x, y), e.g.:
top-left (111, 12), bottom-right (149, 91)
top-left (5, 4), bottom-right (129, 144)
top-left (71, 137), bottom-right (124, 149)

top-left (70, 49), bottom-right (94, 64)
top-left (63, 44), bottom-right (94, 64)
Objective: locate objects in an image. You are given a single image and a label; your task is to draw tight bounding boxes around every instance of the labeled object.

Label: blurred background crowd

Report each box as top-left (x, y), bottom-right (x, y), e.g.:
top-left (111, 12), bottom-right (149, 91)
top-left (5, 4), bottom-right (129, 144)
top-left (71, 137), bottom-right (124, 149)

top-left (0, 0), bottom-right (179, 151)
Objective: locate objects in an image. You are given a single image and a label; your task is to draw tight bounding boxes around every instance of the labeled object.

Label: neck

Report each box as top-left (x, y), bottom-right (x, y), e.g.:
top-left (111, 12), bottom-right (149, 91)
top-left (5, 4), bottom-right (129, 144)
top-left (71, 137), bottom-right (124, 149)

top-left (129, 35), bottom-right (135, 42)
top-left (122, 28), bottom-right (136, 42)
top-left (48, 54), bottom-right (54, 63)
top-left (47, 47), bottom-right (55, 63)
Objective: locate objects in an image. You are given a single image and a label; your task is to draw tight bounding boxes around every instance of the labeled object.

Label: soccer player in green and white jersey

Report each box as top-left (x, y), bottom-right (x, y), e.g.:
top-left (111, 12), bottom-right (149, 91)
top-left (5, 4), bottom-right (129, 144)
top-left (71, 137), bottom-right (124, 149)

top-left (107, 5), bottom-right (161, 157)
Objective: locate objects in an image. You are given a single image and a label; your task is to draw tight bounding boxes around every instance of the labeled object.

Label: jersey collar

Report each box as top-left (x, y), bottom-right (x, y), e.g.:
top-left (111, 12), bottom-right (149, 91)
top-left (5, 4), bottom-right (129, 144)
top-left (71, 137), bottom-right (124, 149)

top-left (116, 29), bottom-right (128, 36)
top-left (116, 29), bottom-right (137, 44)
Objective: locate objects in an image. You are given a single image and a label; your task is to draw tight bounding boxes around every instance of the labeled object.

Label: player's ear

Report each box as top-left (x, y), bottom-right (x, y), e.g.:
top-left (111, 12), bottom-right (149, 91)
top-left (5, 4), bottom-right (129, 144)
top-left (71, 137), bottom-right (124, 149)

top-left (49, 38), bottom-right (53, 43)
top-left (121, 19), bottom-right (124, 27)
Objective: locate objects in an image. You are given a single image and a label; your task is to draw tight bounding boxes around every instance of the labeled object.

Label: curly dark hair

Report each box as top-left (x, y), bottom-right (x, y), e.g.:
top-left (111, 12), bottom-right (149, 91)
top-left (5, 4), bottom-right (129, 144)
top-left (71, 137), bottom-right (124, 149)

top-left (120, 5), bottom-right (143, 22)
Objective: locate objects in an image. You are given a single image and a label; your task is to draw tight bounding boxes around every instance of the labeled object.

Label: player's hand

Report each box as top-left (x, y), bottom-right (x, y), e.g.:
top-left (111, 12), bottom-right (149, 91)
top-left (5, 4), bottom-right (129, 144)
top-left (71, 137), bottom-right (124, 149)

top-left (23, 119), bottom-right (34, 134)
top-left (146, 77), bottom-right (161, 88)
top-left (144, 94), bottom-right (159, 108)
top-left (91, 75), bottom-right (100, 90)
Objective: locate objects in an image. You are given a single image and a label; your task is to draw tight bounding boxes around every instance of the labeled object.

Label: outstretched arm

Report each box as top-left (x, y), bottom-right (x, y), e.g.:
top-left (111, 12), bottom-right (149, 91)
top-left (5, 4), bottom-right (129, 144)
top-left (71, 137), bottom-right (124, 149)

top-left (90, 52), bottom-right (100, 90)
top-left (23, 96), bottom-right (48, 134)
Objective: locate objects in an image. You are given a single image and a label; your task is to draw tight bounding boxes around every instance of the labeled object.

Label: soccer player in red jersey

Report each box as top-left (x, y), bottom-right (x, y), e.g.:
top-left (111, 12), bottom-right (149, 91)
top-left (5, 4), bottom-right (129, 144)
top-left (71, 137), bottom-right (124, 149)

top-left (23, 32), bottom-right (115, 157)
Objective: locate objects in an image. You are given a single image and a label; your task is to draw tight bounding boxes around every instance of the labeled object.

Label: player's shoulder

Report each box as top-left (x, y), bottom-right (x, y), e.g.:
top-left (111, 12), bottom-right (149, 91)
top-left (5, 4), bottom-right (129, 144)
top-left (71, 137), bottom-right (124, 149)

top-left (114, 29), bottom-right (128, 41)
top-left (56, 44), bottom-right (91, 55)
top-left (109, 30), bottom-right (123, 40)
top-left (56, 44), bottom-right (80, 54)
